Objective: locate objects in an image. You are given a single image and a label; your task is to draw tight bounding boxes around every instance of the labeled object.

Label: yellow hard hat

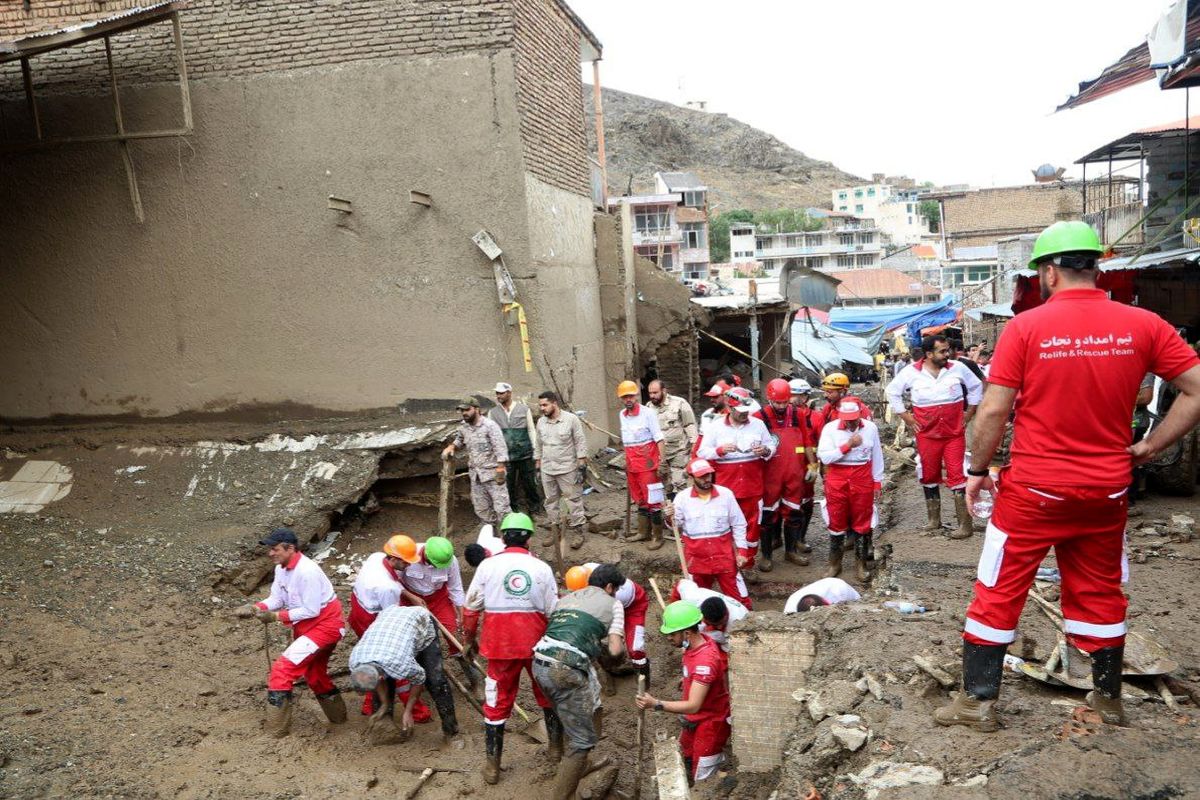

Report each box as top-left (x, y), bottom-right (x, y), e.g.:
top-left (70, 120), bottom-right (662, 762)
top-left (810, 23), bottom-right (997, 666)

top-left (565, 565), bottom-right (592, 592)
top-left (821, 373), bottom-right (850, 390)
top-left (616, 380), bottom-right (639, 398)
top-left (383, 534), bottom-right (419, 563)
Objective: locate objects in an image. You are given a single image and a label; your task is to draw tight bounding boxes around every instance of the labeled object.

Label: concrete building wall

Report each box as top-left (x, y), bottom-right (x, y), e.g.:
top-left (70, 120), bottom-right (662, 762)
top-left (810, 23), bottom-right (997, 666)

top-left (0, 0), bottom-right (606, 422)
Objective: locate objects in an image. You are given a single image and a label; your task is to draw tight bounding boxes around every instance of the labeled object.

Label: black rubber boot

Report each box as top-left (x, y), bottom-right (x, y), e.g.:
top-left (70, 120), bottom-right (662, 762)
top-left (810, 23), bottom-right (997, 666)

top-left (544, 706), bottom-right (564, 762)
top-left (483, 723), bottom-right (505, 784)
top-left (854, 531), bottom-right (874, 581)
top-left (783, 515), bottom-right (810, 566)
top-left (796, 501), bottom-right (814, 553)
top-left (825, 535), bottom-right (845, 578)
top-left (1087, 645), bottom-right (1127, 725)
top-left (933, 642), bottom-right (1006, 732)
top-left (923, 485), bottom-right (942, 531)
top-left (758, 509), bottom-right (778, 572)
top-left (428, 678), bottom-right (459, 738)
top-left (648, 510), bottom-right (665, 551)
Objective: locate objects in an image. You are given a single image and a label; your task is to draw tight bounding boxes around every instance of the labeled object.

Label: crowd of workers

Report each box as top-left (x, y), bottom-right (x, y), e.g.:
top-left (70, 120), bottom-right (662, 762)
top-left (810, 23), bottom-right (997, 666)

top-left (232, 221), bottom-right (1200, 794)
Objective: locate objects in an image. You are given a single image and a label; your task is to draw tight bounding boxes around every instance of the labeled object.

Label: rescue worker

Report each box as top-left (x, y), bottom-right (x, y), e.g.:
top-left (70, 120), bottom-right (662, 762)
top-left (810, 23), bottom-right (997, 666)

top-left (783, 577), bottom-right (861, 613)
top-left (937, 220), bottom-right (1200, 732)
top-left (671, 458), bottom-right (752, 608)
top-left (462, 512), bottom-right (559, 784)
top-left (696, 386), bottom-right (776, 568)
top-left (674, 577), bottom-right (749, 651)
top-left (617, 380), bottom-right (670, 549)
top-left (532, 563), bottom-right (627, 800)
top-left (489, 382), bottom-right (542, 515)
top-left (582, 561), bottom-right (652, 684)
top-left (635, 601), bottom-right (732, 784)
top-left (692, 380), bottom-right (731, 456)
top-left (348, 534), bottom-right (432, 720)
top-left (755, 378), bottom-right (819, 570)
top-left (816, 402), bottom-right (885, 581)
top-left (817, 373), bottom-right (872, 428)
top-left (401, 536), bottom-right (475, 682)
top-left (788, 377), bottom-right (822, 558)
top-left (648, 379), bottom-right (698, 492)
top-left (443, 397), bottom-right (510, 526)
top-left (234, 528), bottom-right (347, 737)
top-left (886, 333), bottom-right (983, 539)
top-left (348, 605), bottom-right (459, 745)
top-left (534, 390), bottom-right (589, 549)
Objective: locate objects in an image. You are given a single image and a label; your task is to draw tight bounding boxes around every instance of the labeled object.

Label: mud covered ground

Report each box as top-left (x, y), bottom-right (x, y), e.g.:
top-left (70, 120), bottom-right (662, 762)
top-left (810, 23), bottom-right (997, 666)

top-left (2, 414), bottom-right (1200, 799)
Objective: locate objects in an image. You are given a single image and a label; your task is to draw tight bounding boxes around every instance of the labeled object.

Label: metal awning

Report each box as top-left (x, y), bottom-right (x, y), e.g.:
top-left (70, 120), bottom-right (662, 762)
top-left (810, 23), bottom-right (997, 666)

top-left (0, 2), bottom-right (186, 63)
top-left (1076, 116), bottom-right (1200, 165)
top-left (965, 302), bottom-right (1015, 321)
top-left (1100, 246), bottom-right (1200, 272)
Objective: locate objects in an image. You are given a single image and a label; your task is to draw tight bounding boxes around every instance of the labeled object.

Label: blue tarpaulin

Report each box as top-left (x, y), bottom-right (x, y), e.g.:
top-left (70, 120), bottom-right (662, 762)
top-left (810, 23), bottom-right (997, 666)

top-left (829, 299), bottom-right (959, 345)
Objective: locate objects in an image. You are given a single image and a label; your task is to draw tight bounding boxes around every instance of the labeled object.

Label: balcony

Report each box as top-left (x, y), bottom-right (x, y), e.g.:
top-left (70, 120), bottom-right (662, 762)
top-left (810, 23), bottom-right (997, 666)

top-left (631, 227), bottom-right (682, 248)
top-left (756, 242), bottom-right (883, 258)
top-left (1084, 202), bottom-right (1145, 248)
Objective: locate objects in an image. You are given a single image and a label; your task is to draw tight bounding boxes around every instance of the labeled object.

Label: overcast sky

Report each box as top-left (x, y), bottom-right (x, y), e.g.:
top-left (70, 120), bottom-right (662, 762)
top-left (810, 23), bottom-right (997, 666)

top-left (571, 0), bottom-right (1186, 188)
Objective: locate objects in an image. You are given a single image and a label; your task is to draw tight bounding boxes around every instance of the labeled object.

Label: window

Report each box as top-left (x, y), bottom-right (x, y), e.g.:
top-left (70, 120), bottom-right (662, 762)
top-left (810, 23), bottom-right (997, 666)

top-left (682, 190), bottom-right (706, 208)
top-left (867, 187), bottom-right (876, 196)
top-left (636, 245), bottom-right (675, 271)
top-left (836, 255), bottom-right (854, 268)
top-left (856, 253), bottom-right (875, 266)
top-left (634, 205), bottom-right (670, 234)
top-left (839, 233), bottom-right (855, 246)
top-left (907, 203), bottom-right (914, 213)
top-left (855, 204), bottom-right (864, 213)
top-left (854, 190), bottom-right (864, 198)
top-left (908, 216), bottom-right (913, 224)
top-left (786, 235), bottom-right (802, 249)
top-left (808, 234), bottom-right (823, 248)
top-left (756, 236), bottom-right (772, 251)
top-left (838, 205), bottom-right (848, 212)
top-left (838, 192), bottom-right (847, 200)
top-left (857, 233), bottom-right (874, 244)
top-left (682, 223), bottom-right (707, 249)
top-left (967, 264), bottom-right (996, 282)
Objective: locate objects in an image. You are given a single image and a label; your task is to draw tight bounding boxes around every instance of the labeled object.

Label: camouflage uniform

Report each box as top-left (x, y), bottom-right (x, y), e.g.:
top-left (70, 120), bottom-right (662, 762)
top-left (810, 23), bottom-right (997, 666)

top-left (651, 393), bottom-right (698, 492)
top-left (454, 415), bottom-right (511, 525)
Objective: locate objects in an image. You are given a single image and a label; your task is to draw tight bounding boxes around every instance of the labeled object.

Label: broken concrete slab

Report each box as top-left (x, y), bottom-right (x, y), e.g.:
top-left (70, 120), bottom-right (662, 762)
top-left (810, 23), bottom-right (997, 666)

top-left (0, 460), bottom-right (73, 513)
top-left (830, 714), bottom-right (870, 751)
top-left (802, 679), bottom-right (862, 722)
top-left (848, 761), bottom-right (944, 799)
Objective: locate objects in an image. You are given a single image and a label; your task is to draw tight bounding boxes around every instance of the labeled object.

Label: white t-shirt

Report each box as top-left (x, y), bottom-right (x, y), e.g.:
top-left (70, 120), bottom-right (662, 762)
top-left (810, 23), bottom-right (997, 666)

top-left (783, 578), bottom-right (861, 613)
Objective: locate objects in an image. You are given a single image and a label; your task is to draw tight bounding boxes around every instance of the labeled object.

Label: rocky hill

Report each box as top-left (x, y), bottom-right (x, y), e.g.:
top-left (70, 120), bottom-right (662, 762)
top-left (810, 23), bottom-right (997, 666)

top-left (584, 86), bottom-right (861, 211)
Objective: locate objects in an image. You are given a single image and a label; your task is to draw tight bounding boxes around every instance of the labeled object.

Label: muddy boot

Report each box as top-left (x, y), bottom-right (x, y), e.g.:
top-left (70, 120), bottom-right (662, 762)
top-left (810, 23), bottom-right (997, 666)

top-left (568, 525), bottom-right (586, 550)
top-left (544, 706), bottom-right (564, 762)
top-left (923, 486), bottom-right (942, 531)
top-left (783, 516), bottom-right (810, 566)
top-left (854, 532), bottom-right (873, 582)
top-left (315, 687), bottom-right (347, 724)
top-left (551, 750), bottom-right (590, 800)
top-left (825, 535), bottom-right (845, 578)
top-left (483, 723), bottom-right (505, 784)
top-left (933, 642), bottom-right (1005, 732)
top-left (647, 511), bottom-right (665, 551)
top-left (798, 502), bottom-right (814, 553)
top-left (628, 511), bottom-right (651, 543)
top-left (541, 524), bottom-right (557, 548)
top-left (950, 491), bottom-right (972, 539)
top-left (1086, 645), bottom-right (1127, 725)
top-left (593, 707), bottom-right (604, 739)
top-left (264, 690), bottom-right (293, 738)
top-left (758, 510), bottom-right (777, 572)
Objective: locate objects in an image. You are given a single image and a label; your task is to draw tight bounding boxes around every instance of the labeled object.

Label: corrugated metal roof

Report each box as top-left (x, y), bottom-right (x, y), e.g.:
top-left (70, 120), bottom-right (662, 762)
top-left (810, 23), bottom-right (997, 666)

top-left (0, 2), bottom-right (185, 62)
top-left (657, 172), bottom-right (704, 191)
top-left (1100, 246), bottom-right (1200, 271)
top-left (965, 302), bottom-right (1014, 321)
top-left (1076, 115), bottom-right (1200, 164)
top-left (827, 268), bottom-right (940, 301)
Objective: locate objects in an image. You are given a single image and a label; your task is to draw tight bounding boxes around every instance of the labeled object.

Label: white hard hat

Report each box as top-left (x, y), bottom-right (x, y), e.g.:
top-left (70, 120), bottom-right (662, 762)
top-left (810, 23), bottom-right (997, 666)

top-left (493, 382), bottom-right (513, 393)
top-left (788, 378), bottom-right (812, 395)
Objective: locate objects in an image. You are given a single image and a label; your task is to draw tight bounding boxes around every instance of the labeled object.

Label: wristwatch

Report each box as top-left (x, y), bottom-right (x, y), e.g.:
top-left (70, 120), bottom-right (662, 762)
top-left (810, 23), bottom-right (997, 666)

top-left (654, 701), bottom-right (665, 712)
top-left (966, 467), bottom-right (990, 477)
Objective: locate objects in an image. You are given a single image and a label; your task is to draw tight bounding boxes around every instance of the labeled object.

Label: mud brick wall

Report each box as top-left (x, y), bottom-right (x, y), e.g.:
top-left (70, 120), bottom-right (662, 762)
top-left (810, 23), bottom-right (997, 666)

top-left (728, 618), bottom-right (816, 772)
top-left (941, 184), bottom-right (1082, 255)
top-left (511, 0), bottom-right (590, 197)
top-left (651, 329), bottom-right (698, 407)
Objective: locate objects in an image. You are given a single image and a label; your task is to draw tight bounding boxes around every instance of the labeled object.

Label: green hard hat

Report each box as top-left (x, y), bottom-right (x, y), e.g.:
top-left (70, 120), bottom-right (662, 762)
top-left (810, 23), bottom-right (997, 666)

top-left (1028, 221), bottom-right (1104, 268)
top-left (425, 536), bottom-right (454, 568)
top-left (499, 512), bottom-right (535, 534)
top-left (660, 600), bottom-right (703, 634)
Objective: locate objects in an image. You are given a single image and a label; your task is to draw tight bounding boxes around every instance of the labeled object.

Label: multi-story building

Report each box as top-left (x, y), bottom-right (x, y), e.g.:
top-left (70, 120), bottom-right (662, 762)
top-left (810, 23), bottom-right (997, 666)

top-left (832, 181), bottom-right (931, 245)
top-left (828, 268), bottom-right (942, 308)
top-left (608, 193), bottom-right (684, 274)
top-left (655, 172), bottom-right (710, 279)
top-left (729, 215), bottom-right (884, 274)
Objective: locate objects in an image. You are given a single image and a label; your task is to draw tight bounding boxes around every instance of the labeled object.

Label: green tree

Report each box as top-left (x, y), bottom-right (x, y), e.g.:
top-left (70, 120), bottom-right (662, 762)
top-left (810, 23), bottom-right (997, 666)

top-left (709, 208), bottom-right (754, 263)
top-left (755, 208), bottom-right (824, 233)
top-left (919, 200), bottom-right (941, 233)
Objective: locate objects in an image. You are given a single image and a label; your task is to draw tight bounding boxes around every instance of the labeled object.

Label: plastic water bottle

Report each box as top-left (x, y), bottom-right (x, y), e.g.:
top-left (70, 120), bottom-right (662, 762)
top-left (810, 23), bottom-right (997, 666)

top-left (972, 490), bottom-right (994, 519)
top-left (883, 601), bottom-right (925, 615)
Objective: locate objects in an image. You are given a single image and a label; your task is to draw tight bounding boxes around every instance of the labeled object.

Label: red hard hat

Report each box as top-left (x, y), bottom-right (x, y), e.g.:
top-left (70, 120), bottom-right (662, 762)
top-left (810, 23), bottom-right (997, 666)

top-left (724, 386), bottom-right (753, 408)
top-left (766, 378), bottom-right (791, 403)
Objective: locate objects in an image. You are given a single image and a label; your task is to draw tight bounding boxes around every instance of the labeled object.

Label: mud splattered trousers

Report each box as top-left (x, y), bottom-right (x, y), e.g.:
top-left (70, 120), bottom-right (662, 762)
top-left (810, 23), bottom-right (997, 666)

top-left (964, 472), bottom-right (1128, 654)
top-left (267, 599), bottom-right (345, 694)
top-left (680, 717), bottom-right (731, 781)
top-left (533, 656), bottom-right (599, 753)
top-left (483, 657), bottom-right (552, 724)
top-left (624, 592), bottom-right (650, 666)
top-left (541, 468), bottom-right (587, 528)
top-left (506, 457), bottom-right (543, 515)
top-left (469, 472), bottom-right (511, 526)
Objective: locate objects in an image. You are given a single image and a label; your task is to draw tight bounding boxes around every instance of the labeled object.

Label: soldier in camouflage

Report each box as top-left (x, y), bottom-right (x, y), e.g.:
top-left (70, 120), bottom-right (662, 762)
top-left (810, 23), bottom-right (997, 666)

top-left (443, 397), bottom-right (511, 526)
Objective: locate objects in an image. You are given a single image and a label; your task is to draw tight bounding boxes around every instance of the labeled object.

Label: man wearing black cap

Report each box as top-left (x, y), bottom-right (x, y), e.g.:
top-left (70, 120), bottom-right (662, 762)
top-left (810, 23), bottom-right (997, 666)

top-left (234, 528), bottom-right (347, 737)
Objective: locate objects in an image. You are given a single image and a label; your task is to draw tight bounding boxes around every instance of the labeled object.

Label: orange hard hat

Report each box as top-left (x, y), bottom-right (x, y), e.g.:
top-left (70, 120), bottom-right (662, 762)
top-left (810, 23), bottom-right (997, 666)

top-left (383, 534), bottom-right (419, 563)
top-left (565, 565), bottom-right (592, 592)
top-left (616, 380), bottom-right (639, 398)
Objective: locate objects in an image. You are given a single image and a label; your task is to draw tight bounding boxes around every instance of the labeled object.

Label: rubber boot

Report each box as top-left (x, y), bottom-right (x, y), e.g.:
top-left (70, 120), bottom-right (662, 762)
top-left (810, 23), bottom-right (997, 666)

top-left (429, 676), bottom-right (460, 738)
top-left (933, 642), bottom-right (1005, 732)
top-left (923, 486), bottom-right (942, 531)
top-left (854, 532), bottom-right (873, 582)
top-left (315, 687), bottom-right (347, 724)
top-left (483, 723), bottom-right (505, 785)
top-left (784, 516), bottom-right (810, 566)
top-left (265, 690), bottom-right (293, 738)
top-left (568, 525), bottom-right (586, 550)
top-left (758, 510), bottom-right (777, 572)
top-left (797, 502), bottom-right (813, 553)
top-left (628, 511), bottom-right (651, 543)
top-left (544, 707), bottom-right (564, 762)
top-left (950, 491), bottom-right (972, 539)
top-left (647, 511), bottom-right (665, 551)
top-left (825, 535), bottom-right (845, 578)
top-left (551, 750), bottom-right (590, 800)
top-left (593, 706), bottom-right (604, 739)
top-left (1086, 645), bottom-right (1127, 725)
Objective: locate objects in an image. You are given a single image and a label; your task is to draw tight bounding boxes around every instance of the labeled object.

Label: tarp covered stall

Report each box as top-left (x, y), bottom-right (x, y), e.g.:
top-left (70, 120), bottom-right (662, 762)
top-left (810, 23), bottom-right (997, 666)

top-left (827, 298), bottom-right (959, 348)
top-left (790, 309), bottom-right (882, 374)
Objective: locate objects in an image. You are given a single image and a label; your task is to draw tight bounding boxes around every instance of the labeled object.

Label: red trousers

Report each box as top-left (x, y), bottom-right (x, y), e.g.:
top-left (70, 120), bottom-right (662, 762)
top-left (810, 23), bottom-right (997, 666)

top-left (627, 468), bottom-right (663, 511)
top-left (405, 586), bottom-right (461, 655)
top-left (625, 593), bottom-right (650, 665)
top-left (686, 572), bottom-right (752, 610)
top-left (267, 599), bottom-right (344, 694)
top-left (681, 718), bottom-right (731, 781)
top-left (735, 495), bottom-right (761, 562)
top-left (823, 463), bottom-right (875, 534)
top-left (347, 594), bottom-right (431, 721)
top-left (964, 472), bottom-right (1128, 653)
top-left (916, 432), bottom-right (966, 490)
top-left (483, 657), bottom-right (551, 724)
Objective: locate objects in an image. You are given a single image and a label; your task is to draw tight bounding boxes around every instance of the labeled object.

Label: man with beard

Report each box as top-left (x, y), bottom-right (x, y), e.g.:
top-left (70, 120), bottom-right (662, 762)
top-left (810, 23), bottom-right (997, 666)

top-left (443, 397), bottom-right (510, 526)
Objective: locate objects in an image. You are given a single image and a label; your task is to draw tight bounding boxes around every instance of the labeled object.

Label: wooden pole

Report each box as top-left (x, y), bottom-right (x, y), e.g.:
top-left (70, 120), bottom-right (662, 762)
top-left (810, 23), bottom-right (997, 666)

top-left (633, 674), bottom-right (648, 800)
top-left (402, 768), bottom-right (435, 800)
top-left (437, 458), bottom-right (454, 536)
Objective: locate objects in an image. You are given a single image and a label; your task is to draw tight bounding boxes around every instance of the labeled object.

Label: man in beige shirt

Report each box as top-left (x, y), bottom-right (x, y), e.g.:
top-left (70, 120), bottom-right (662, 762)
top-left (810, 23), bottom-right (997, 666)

top-left (534, 391), bottom-right (589, 549)
top-left (648, 379), bottom-right (698, 492)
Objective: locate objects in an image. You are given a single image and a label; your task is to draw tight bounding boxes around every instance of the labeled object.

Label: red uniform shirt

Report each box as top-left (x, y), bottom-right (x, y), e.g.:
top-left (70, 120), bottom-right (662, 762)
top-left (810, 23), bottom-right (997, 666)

top-left (681, 635), bottom-right (730, 724)
top-left (988, 288), bottom-right (1198, 489)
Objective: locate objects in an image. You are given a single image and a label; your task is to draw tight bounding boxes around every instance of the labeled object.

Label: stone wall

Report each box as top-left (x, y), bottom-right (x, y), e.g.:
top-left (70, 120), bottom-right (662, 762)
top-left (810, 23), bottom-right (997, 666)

top-left (728, 613), bottom-right (816, 772)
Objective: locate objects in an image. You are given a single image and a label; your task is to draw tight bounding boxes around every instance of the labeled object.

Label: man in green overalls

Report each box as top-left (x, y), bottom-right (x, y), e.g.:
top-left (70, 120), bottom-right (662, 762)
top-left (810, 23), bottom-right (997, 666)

top-left (490, 382), bottom-right (543, 515)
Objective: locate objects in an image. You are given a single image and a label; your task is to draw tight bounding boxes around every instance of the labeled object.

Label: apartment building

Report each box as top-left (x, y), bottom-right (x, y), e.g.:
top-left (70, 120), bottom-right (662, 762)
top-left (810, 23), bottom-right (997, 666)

top-left (832, 181), bottom-right (931, 245)
top-left (608, 171), bottom-right (711, 281)
top-left (729, 215), bottom-right (884, 274)
top-left (655, 172), bottom-right (711, 279)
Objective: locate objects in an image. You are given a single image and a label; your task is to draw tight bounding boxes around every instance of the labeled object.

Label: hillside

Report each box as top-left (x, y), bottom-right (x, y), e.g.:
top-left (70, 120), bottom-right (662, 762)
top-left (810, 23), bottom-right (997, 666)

top-left (584, 86), bottom-right (861, 211)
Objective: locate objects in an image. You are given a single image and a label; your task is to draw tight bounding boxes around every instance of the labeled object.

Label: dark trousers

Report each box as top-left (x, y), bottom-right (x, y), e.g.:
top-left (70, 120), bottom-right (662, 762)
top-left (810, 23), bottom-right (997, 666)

top-left (507, 457), bottom-right (543, 514)
top-left (374, 639), bottom-right (458, 737)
